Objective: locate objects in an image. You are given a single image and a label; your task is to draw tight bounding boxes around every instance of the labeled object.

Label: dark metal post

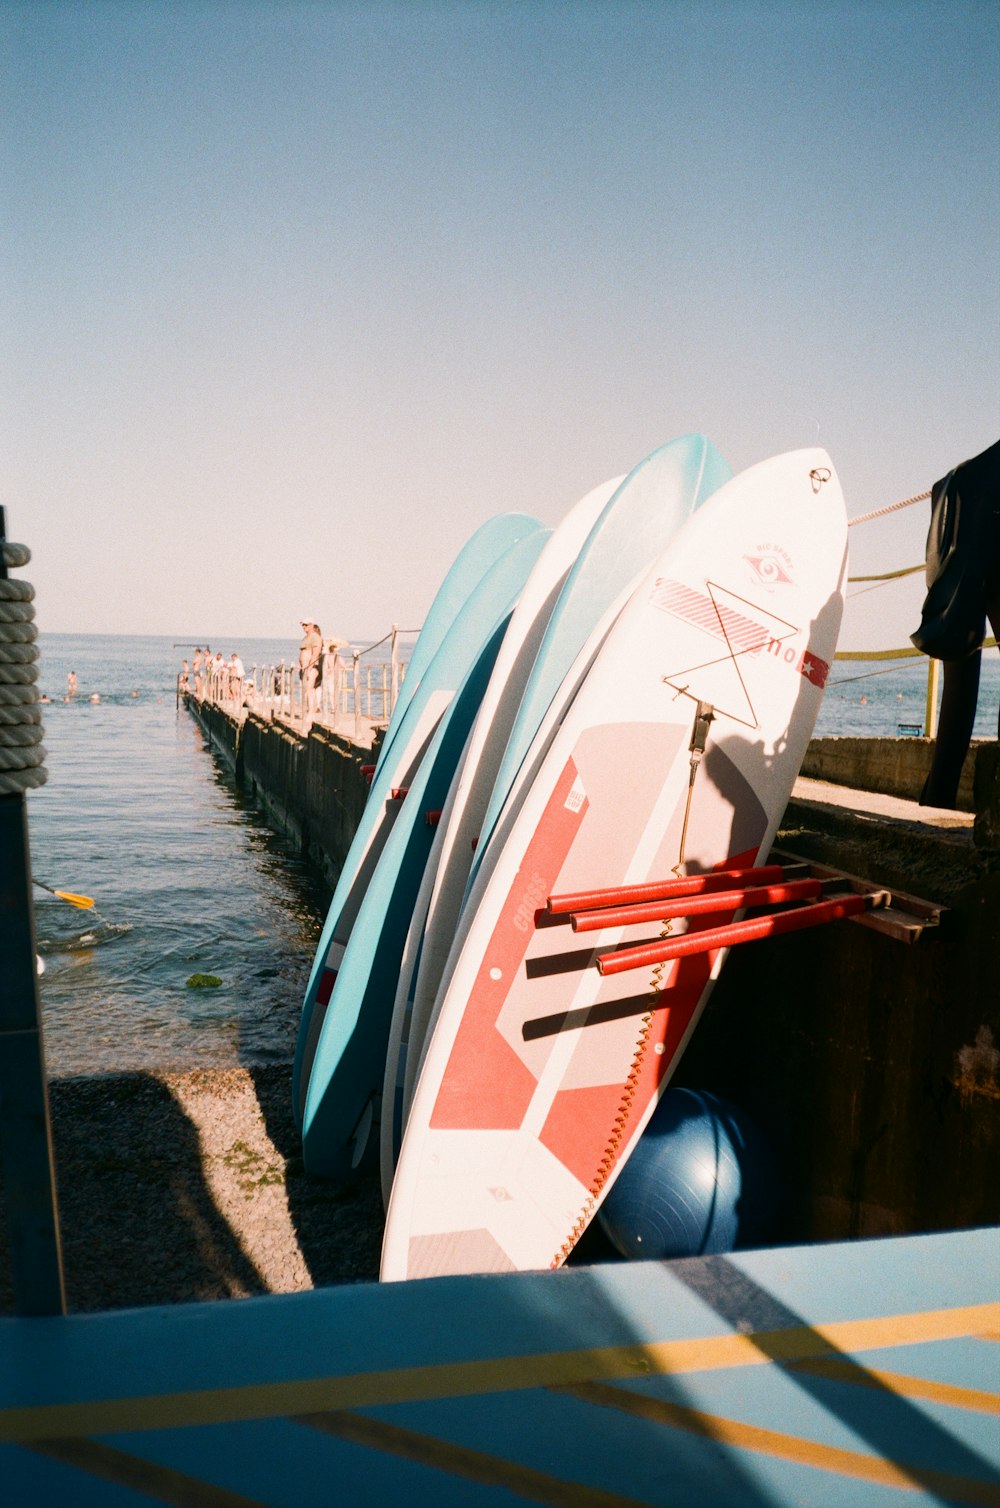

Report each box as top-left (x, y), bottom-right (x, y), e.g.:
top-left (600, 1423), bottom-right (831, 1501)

top-left (0, 504), bottom-right (65, 1315)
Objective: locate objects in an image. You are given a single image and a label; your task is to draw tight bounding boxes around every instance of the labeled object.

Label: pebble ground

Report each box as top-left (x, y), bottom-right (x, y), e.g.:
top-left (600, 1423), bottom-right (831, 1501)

top-left (0, 1063), bottom-right (384, 1314)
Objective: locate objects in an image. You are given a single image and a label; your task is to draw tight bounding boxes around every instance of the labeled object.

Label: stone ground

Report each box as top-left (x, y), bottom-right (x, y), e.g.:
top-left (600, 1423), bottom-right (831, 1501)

top-left (0, 1064), bottom-right (385, 1315)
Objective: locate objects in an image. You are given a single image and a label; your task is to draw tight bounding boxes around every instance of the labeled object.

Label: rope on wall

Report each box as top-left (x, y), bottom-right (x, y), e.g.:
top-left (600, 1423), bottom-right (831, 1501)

top-left (0, 539), bottom-right (47, 795)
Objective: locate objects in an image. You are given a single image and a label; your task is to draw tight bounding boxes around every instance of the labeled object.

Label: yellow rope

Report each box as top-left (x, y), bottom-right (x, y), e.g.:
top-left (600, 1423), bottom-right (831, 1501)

top-left (847, 564), bottom-right (923, 583)
top-left (834, 637), bottom-right (997, 663)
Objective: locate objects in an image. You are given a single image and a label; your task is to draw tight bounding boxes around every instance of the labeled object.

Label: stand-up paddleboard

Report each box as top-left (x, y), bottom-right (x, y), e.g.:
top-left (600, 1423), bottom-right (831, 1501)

top-left (293, 521), bottom-right (544, 1129)
top-left (302, 594), bottom-right (539, 1180)
top-left (379, 474), bottom-right (627, 1203)
top-left (371, 512), bottom-right (543, 779)
top-left (382, 449), bottom-right (847, 1281)
top-left (400, 435), bottom-right (732, 1128)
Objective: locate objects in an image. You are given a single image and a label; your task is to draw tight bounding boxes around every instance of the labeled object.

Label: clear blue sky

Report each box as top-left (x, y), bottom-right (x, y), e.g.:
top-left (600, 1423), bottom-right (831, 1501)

top-left (4, 0), bottom-right (998, 653)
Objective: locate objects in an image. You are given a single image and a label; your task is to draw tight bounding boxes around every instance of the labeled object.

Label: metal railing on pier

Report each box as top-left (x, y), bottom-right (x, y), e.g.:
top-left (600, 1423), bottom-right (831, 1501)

top-left (187, 625), bottom-right (417, 745)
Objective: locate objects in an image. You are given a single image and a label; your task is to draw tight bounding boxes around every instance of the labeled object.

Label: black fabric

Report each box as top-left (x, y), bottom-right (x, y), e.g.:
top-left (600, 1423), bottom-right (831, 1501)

top-left (914, 438), bottom-right (1000, 808)
top-left (910, 439), bottom-right (1000, 662)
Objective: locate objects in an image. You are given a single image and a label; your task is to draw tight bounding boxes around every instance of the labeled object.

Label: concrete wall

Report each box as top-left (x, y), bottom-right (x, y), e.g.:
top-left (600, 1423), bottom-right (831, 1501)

top-left (801, 735), bottom-right (984, 809)
top-left (189, 700), bottom-right (377, 893)
top-left (678, 799), bottom-right (1000, 1244)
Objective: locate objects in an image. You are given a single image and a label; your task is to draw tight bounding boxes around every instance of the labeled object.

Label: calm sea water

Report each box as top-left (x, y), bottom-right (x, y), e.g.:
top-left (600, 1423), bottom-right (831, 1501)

top-left (24, 633), bottom-right (999, 1078)
top-left (29, 633), bottom-right (333, 1078)
top-left (815, 649), bottom-right (1000, 739)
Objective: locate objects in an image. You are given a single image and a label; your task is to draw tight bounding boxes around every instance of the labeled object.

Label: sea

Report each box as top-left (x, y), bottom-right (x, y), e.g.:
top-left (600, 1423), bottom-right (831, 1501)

top-left (24, 632), bottom-right (1000, 1080)
top-left (28, 633), bottom-right (338, 1079)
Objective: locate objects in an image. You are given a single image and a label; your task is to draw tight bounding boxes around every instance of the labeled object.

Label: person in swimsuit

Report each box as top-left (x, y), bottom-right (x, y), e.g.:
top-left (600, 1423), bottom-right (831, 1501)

top-left (298, 620), bottom-right (323, 715)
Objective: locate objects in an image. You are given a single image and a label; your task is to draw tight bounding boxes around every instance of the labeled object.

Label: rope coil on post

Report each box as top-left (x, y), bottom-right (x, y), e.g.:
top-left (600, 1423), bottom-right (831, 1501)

top-left (0, 539), bottom-right (47, 794)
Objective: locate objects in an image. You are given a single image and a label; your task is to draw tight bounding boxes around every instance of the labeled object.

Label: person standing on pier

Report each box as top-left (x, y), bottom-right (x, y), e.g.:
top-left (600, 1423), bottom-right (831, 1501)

top-left (912, 438), bottom-right (1000, 808)
top-left (299, 620), bottom-right (323, 716)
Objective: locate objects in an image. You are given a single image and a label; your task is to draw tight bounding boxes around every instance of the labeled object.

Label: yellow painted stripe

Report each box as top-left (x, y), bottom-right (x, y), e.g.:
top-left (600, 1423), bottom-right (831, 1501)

top-left (788, 1357), bottom-right (1000, 1415)
top-left (0, 1302), bottom-right (995, 1444)
top-left (299, 1411), bottom-right (651, 1507)
top-left (28, 1438), bottom-right (267, 1507)
top-left (557, 1382), bottom-right (1000, 1506)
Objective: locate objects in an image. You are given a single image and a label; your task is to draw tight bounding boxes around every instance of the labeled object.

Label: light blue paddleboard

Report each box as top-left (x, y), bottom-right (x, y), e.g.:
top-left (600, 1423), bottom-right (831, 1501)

top-left (401, 435), bottom-right (731, 1112)
top-left (371, 512), bottom-right (542, 780)
top-left (472, 434), bottom-right (731, 892)
top-left (294, 526), bottom-right (548, 1132)
top-left (301, 606), bottom-right (525, 1180)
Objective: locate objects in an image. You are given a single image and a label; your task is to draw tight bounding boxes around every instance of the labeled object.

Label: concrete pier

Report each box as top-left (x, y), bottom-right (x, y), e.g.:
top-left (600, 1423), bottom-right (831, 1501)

top-left (184, 696), bottom-right (1000, 1247)
top-left (187, 697), bottom-right (381, 894)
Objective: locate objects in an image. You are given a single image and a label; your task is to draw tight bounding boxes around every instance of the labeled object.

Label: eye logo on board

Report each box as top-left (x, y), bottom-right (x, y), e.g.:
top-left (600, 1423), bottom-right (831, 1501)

top-left (744, 545), bottom-right (794, 590)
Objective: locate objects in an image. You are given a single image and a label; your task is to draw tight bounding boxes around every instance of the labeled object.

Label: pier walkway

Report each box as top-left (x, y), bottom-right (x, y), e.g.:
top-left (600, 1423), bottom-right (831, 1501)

top-left (188, 687), bottom-right (383, 751)
top-left (187, 627), bottom-right (415, 752)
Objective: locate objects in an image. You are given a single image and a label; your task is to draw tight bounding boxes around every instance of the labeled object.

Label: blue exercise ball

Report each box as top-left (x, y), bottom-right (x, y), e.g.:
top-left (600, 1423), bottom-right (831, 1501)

top-left (598, 1088), bottom-right (778, 1260)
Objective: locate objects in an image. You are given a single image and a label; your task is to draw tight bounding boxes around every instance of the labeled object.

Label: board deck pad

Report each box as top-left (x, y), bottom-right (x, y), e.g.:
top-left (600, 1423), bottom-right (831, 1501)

top-left (382, 449), bottom-right (847, 1281)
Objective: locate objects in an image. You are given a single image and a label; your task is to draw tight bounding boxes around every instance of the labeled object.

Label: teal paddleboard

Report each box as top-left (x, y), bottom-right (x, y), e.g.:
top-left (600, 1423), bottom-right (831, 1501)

top-left (302, 611), bottom-right (518, 1179)
top-left (372, 512), bottom-right (542, 779)
top-left (294, 525), bottom-right (548, 1134)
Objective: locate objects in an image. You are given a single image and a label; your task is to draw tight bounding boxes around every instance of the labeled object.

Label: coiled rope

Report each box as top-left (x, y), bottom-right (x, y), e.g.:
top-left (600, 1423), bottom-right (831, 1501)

top-left (0, 539), bottom-right (47, 794)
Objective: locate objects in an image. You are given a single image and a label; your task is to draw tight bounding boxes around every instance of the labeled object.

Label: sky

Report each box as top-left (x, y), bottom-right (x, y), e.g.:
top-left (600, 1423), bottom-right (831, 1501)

top-left (3, 0), bottom-right (998, 654)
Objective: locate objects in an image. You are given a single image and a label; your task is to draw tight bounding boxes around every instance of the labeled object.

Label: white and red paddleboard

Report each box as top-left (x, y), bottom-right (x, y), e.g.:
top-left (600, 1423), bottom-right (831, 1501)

top-left (379, 474), bottom-right (625, 1203)
top-left (382, 449), bottom-right (847, 1281)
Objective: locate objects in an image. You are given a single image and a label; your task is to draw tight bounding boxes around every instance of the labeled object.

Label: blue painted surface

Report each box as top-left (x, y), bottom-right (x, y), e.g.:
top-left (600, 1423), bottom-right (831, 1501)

top-left (293, 519), bottom-right (544, 1125)
top-left (0, 1231), bottom-right (996, 1506)
top-left (468, 433), bottom-right (731, 895)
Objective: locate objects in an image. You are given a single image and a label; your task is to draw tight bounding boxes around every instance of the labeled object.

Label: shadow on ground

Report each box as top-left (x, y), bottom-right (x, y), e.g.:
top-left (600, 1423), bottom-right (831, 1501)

top-left (0, 1072), bottom-right (265, 1314)
top-left (248, 1063), bottom-right (384, 1288)
top-left (0, 1064), bottom-right (383, 1315)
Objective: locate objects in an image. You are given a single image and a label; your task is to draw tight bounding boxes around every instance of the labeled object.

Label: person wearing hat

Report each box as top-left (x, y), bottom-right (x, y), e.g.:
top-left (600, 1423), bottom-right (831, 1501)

top-left (298, 619), bottom-right (323, 716)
